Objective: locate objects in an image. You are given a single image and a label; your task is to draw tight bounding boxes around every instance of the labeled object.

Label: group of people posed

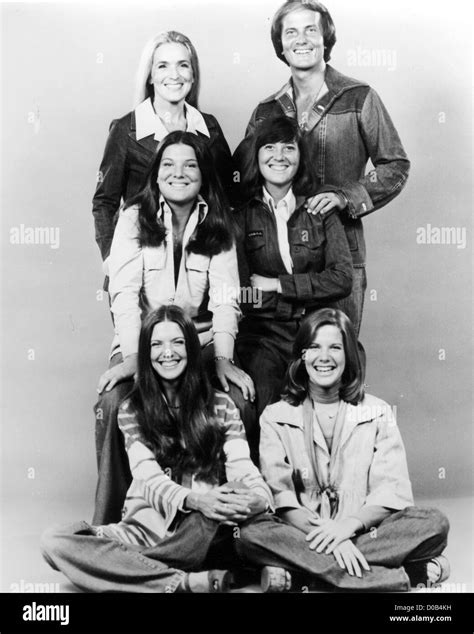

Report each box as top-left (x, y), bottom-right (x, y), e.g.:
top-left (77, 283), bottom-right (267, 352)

top-left (41, 1), bottom-right (450, 593)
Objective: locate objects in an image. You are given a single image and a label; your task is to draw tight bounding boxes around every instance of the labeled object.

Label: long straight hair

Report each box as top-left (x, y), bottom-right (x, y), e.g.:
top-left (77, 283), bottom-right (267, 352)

top-left (127, 305), bottom-right (225, 483)
top-left (281, 308), bottom-right (365, 406)
top-left (125, 131), bottom-right (234, 256)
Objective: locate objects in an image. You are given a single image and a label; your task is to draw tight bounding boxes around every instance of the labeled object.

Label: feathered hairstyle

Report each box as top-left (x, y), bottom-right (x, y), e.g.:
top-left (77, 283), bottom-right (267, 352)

top-left (271, 1), bottom-right (336, 64)
top-left (134, 31), bottom-right (200, 108)
top-left (241, 116), bottom-right (317, 200)
top-left (282, 308), bottom-right (365, 406)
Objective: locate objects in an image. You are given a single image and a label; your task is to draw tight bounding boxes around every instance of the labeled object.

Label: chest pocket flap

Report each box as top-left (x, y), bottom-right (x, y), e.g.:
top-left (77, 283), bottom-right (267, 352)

top-left (185, 252), bottom-right (211, 272)
top-left (289, 226), bottom-right (325, 249)
top-left (245, 232), bottom-right (266, 253)
top-left (142, 246), bottom-right (166, 270)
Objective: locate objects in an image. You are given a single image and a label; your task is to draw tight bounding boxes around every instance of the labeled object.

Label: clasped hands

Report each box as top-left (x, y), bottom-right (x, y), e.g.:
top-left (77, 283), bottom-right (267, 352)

top-left (187, 482), bottom-right (267, 526)
top-left (306, 517), bottom-right (370, 578)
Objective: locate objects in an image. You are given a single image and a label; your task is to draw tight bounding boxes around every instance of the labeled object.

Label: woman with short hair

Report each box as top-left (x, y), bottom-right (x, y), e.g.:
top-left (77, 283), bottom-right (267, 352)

top-left (235, 116), bottom-right (353, 421)
top-left (253, 308), bottom-right (450, 591)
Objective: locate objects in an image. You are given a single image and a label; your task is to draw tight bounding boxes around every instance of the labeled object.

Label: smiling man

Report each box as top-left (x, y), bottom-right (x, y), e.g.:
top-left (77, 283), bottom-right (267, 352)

top-left (234, 0), bottom-right (410, 334)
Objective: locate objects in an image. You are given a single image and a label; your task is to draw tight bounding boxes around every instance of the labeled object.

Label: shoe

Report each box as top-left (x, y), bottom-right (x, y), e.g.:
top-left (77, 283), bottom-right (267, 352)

top-left (184, 569), bottom-right (233, 593)
top-left (260, 566), bottom-right (292, 592)
top-left (428, 555), bottom-right (450, 583)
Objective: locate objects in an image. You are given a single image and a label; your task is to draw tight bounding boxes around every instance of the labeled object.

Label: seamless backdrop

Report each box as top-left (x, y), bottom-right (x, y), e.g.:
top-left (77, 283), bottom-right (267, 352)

top-left (1, 0), bottom-right (472, 590)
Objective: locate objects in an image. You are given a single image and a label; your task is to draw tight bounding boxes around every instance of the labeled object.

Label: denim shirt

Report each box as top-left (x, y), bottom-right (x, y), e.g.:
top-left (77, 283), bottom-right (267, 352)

top-left (236, 195), bottom-right (353, 320)
top-left (92, 105), bottom-right (235, 261)
top-left (234, 65), bottom-right (410, 267)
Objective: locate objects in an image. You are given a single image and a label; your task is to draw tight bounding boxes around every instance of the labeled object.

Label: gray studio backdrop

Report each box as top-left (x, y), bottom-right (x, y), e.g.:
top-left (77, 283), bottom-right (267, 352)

top-left (1, 0), bottom-right (471, 551)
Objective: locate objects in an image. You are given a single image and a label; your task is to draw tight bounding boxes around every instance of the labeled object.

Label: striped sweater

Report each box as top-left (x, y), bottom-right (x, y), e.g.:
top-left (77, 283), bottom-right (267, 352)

top-left (99, 391), bottom-right (273, 546)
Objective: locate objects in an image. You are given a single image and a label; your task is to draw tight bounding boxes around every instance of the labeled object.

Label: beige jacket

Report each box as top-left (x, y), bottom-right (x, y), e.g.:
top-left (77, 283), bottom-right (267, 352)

top-left (260, 394), bottom-right (414, 527)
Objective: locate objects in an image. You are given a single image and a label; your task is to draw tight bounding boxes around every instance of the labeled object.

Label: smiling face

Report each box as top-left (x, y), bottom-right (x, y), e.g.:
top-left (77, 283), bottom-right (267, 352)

top-left (157, 143), bottom-right (202, 207)
top-left (150, 320), bottom-right (188, 383)
top-left (281, 9), bottom-right (325, 72)
top-left (258, 140), bottom-right (300, 192)
top-left (304, 324), bottom-right (346, 390)
top-left (150, 42), bottom-right (193, 106)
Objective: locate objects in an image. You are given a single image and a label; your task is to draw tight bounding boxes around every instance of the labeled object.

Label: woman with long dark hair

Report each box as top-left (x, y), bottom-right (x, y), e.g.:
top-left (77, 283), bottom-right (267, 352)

top-left (235, 116), bottom-right (353, 423)
top-left (41, 306), bottom-right (271, 593)
top-left (94, 131), bottom-right (254, 525)
top-left (92, 31), bottom-right (234, 265)
top-left (41, 309), bottom-right (450, 593)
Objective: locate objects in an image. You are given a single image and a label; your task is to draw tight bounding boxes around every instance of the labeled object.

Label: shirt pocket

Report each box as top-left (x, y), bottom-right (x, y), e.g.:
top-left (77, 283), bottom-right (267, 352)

top-left (290, 227), bottom-right (325, 263)
top-left (245, 233), bottom-right (266, 270)
top-left (142, 247), bottom-right (166, 271)
top-left (185, 252), bottom-right (211, 301)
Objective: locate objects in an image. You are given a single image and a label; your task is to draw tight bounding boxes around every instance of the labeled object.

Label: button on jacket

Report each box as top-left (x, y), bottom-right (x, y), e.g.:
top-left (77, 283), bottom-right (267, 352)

top-left (235, 65), bottom-right (410, 267)
top-left (108, 198), bottom-right (240, 359)
top-left (92, 99), bottom-right (235, 261)
top-left (236, 195), bottom-right (353, 321)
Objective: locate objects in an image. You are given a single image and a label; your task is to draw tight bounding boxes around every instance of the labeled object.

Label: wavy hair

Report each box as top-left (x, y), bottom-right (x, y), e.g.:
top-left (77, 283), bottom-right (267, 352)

top-left (127, 305), bottom-right (225, 484)
top-left (241, 116), bottom-right (317, 201)
top-left (134, 31), bottom-right (200, 108)
top-left (281, 308), bottom-right (365, 406)
top-left (271, 0), bottom-right (337, 64)
top-left (125, 131), bottom-right (234, 256)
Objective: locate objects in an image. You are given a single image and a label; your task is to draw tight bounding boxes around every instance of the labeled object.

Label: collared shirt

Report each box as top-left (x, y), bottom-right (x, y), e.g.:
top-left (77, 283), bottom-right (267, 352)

top-left (135, 98), bottom-right (210, 142)
top-left (108, 196), bottom-right (240, 359)
top-left (262, 186), bottom-right (296, 274)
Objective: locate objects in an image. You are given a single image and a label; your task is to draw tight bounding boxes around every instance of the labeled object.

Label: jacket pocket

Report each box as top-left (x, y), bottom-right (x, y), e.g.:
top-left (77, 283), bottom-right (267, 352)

top-left (290, 227), bottom-right (325, 249)
top-left (344, 225), bottom-right (358, 252)
top-left (185, 252), bottom-right (211, 302)
top-left (245, 233), bottom-right (266, 253)
top-left (142, 247), bottom-right (166, 270)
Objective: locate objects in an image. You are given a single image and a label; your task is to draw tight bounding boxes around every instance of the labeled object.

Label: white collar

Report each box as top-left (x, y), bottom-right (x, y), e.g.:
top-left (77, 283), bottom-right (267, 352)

top-left (262, 186), bottom-right (296, 216)
top-left (135, 98), bottom-right (210, 141)
top-left (158, 194), bottom-right (209, 224)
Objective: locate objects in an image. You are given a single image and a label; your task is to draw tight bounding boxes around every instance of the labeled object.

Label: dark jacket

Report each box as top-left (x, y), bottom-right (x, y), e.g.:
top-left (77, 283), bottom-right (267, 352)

top-left (236, 195), bottom-right (353, 321)
top-left (234, 65), bottom-right (410, 267)
top-left (92, 109), bottom-right (235, 261)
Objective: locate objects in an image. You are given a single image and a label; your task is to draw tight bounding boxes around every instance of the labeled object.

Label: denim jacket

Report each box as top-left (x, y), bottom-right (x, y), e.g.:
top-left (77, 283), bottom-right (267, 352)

top-left (236, 195), bottom-right (353, 321)
top-left (234, 65), bottom-right (410, 267)
top-left (92, 104), bottom-right (235, 261)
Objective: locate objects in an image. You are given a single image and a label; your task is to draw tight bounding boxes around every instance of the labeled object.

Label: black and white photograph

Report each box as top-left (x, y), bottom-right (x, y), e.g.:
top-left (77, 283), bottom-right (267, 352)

top-left (1, 0), bottom-right (472, 632)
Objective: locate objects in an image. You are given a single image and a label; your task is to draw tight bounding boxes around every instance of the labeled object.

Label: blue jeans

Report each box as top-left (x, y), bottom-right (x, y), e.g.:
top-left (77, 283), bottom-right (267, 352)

top-left (334, 265), bottom-right (366, 335)
top-left (93, 350), bottom-right (257, 525)
top-left (237, 506), bottom-right (448, 592)
top-left (41, 506), bottom-right (448, 593)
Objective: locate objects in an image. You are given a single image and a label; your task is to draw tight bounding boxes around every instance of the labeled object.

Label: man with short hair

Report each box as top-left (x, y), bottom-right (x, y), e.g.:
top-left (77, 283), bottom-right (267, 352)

top-left (235, 0), bottom-right (410, 334)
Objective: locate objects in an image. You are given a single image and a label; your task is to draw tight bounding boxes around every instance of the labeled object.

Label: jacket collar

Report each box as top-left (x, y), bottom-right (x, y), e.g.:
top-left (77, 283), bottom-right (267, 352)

top-left (273, 396), bottom-right (379, 430)
top-left (246, 190), bottom-right (306, 212)
top-left (260, 65), bottom-right (369, 106)
top-left (135, 98), bottom-right (210, 141)
top-left (158, 194), bottom-right (209, 224)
